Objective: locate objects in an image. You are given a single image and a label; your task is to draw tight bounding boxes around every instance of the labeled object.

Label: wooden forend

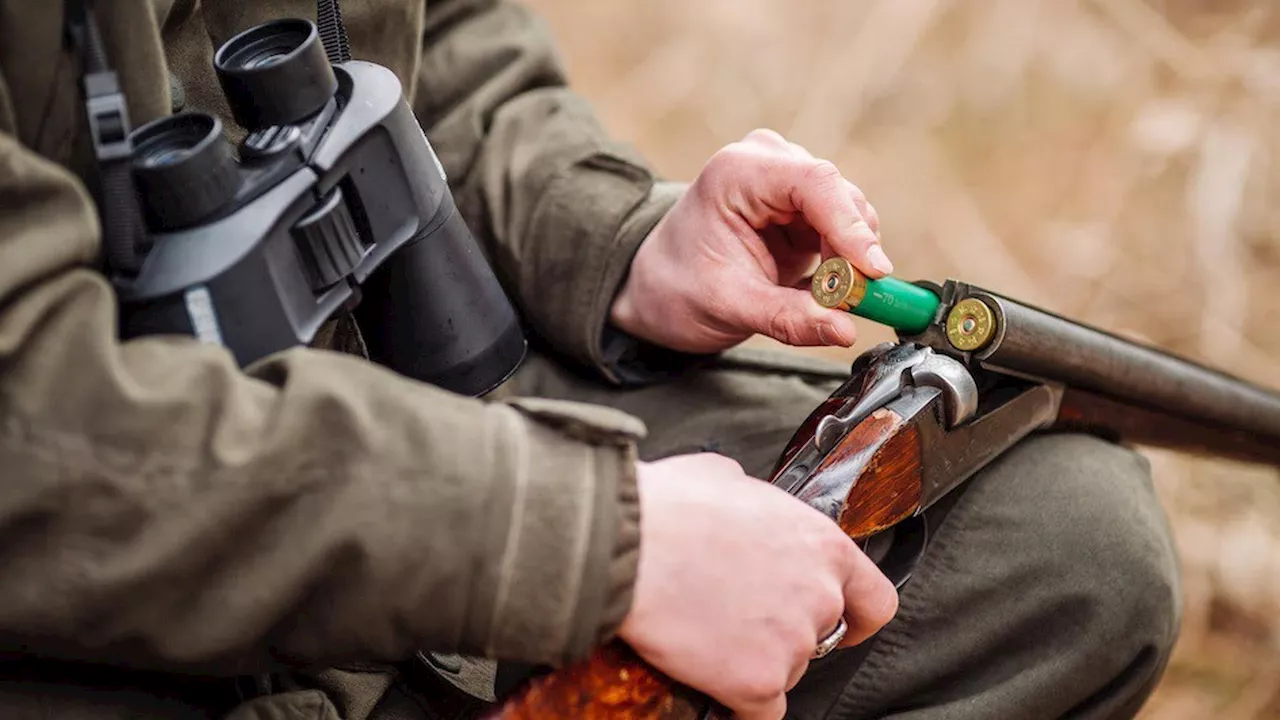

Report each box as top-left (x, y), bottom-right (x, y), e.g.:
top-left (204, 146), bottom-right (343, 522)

top-left (808, 408), bottom-right (923, 539)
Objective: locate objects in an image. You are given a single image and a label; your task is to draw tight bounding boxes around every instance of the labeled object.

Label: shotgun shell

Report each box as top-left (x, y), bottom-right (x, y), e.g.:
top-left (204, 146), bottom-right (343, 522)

top-left (945, 297), bottom-right (997, 351)
top-left (811, 257), bottom-right (940, 334)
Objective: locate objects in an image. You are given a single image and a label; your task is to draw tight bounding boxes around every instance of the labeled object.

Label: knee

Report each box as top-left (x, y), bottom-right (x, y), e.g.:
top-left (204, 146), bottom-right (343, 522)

top-left (963, 432), bottom-right (1182, 684)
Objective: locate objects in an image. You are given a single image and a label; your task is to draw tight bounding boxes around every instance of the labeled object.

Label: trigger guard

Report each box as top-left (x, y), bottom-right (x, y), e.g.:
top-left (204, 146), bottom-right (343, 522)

top-left (858, 515), bottom-right (928, 589)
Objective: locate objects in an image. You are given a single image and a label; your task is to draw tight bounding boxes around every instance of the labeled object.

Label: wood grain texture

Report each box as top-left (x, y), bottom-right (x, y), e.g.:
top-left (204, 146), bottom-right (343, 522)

top-left (483, 642), bottom-right (708, 720)
top-left (804, 408), bottom-right (923, 539)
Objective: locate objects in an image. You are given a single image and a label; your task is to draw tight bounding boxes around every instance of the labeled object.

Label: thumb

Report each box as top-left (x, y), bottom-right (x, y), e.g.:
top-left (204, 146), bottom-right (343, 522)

top-left (729, 278), bottom-right (859, 348)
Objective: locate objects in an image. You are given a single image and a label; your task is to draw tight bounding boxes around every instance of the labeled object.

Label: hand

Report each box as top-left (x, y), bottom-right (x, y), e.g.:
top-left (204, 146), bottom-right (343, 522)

top-left (618, 454), bottom-right (899, 720)
top-left (610, 129), bottom-right (891, 355)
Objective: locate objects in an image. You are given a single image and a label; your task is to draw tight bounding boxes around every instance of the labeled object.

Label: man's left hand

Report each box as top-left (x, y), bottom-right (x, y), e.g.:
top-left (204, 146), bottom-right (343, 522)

top-left (610, 129), bottom-right (892, 355)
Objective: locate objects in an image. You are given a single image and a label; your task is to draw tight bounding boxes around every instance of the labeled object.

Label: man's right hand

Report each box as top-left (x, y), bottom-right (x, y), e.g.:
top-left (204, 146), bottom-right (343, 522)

top-left (617, 454), bottom-right (899, 720)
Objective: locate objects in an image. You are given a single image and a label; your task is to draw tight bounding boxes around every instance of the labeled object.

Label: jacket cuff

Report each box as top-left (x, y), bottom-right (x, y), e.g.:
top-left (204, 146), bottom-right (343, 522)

top-left (590, 181), bottom-right (718, 386)
top-left (461, 398), bottom-right (645, 665)
top-left (589, 438), bottom-right (641, 649)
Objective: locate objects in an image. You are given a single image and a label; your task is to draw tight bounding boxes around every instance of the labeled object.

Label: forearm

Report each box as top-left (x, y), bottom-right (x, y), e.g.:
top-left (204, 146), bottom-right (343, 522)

top-left (0, 131), bottom-right (641, 674)
top-left (412, 0), bottom-right (695, 382)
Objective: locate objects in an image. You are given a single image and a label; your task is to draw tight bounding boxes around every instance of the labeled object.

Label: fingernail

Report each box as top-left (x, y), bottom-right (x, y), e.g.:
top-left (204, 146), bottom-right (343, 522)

top-left (867, 245), bottom-right (894, 275)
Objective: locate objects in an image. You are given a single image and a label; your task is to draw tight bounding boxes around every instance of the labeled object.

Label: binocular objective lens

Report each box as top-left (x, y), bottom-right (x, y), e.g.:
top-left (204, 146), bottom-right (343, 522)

top-left (214, 19), bottom-right (338, 130)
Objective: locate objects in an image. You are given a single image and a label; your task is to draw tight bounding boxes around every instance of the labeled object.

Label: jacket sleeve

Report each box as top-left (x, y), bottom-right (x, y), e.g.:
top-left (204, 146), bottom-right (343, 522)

top-left (407, 0), bottom-right (705, 385)
top-left (0, 119), bottom-right (641, 675)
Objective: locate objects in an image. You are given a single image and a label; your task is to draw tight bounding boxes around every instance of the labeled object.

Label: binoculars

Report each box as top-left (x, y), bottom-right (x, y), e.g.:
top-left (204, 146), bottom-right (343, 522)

top-left (113, 17), bottom-right (526, 396)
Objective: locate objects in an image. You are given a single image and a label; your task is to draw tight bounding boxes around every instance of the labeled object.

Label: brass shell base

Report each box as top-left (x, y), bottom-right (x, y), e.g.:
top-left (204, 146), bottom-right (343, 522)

top-left (812, 257), bottom-right (868, 310)
top-left (945, 298), bottom-right (997, 351)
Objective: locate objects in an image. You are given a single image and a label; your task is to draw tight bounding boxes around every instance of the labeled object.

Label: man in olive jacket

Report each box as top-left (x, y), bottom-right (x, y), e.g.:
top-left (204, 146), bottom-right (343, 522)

top-left (0, 0), bottom-right (1180, 719)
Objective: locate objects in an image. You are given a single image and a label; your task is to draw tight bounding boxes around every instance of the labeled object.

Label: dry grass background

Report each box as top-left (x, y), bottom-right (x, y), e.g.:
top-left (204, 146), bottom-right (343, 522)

top-left (520, 0), bottom-right (1280, 716)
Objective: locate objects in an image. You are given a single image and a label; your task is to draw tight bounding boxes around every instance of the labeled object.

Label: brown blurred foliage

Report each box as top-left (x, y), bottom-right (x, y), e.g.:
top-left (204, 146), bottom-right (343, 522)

top-left (521, 0), bottom-right (1280, 716)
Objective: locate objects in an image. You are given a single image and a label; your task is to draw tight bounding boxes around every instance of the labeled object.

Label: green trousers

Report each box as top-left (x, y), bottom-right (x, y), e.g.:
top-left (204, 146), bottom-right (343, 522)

top-left (455, 346), bottom-right (1182, 720)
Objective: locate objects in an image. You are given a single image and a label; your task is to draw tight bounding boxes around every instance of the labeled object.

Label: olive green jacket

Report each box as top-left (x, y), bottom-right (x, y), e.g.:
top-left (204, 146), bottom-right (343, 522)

top-left (0, 0), bottom-right (680, 693)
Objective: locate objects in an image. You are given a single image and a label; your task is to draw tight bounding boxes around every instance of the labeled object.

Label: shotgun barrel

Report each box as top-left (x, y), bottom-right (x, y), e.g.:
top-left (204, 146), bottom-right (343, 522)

top-left (811, 257), bottom-right (1280, 452)
top-left (908, 282), bottom-right (1280, 445)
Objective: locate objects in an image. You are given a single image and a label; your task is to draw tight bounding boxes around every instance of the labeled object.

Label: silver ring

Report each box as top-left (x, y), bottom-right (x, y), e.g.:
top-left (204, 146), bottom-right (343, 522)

top-left (812, 617), bottom-right (848, 659)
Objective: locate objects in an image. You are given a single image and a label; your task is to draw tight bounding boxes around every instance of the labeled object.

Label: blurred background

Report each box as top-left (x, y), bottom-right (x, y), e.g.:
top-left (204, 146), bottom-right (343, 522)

top-left (521, 0), bottom-right (1280, 716)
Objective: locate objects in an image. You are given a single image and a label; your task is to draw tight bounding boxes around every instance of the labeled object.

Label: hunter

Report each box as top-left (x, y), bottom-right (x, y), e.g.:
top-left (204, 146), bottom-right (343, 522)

top-left (0, 0), bottom-right (1180, 718)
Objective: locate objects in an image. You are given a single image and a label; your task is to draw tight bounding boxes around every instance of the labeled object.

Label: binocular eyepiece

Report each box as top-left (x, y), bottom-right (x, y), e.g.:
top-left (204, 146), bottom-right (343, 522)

top-left (130, 19), bottom-right (336, 232)
top-left (131, 113), bottom-right (238, 232)
top-left (214, 18), bottom-right (337, 130)
top-left (116, 17), bottom-right (527, 397)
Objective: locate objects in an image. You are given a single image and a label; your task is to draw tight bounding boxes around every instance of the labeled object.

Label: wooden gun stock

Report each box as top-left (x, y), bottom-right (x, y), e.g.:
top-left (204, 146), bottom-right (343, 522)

top-left (483, 405), bottom-right (926, 720)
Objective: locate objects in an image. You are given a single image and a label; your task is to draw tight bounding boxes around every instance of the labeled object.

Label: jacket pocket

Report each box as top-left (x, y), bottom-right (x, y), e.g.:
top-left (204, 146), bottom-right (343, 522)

top-left (225, 690), bottom-right (342, 720)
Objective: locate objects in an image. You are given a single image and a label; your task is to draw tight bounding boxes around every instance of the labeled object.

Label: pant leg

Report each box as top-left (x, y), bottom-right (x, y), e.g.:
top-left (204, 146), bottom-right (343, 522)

top-left (499, 348), bottom-right (1182, 720)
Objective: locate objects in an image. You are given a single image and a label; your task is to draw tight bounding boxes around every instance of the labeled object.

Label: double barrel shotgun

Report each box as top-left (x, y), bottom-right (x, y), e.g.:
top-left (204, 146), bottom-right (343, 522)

top-left (476, 257), bottom-right (1280, 719)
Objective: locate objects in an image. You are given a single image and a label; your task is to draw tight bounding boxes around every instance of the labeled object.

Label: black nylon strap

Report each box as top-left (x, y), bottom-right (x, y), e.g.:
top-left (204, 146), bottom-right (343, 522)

top-left (316, 0), bottom-right (352, 64)
top-left (64, 0), bottom-right (146, 275)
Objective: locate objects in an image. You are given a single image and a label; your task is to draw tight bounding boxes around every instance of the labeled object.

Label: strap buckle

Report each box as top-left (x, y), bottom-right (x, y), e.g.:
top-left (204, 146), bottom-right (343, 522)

top-left (83, 71), bottom-right (132, 162)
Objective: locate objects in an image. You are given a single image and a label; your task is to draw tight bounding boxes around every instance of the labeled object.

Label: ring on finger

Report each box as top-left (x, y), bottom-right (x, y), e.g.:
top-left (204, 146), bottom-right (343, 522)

top-left (812, 617), bottom-right (848, 659)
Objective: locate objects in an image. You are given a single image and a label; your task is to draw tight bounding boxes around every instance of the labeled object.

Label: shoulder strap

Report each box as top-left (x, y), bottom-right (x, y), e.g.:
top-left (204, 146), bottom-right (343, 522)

top-left (316, 0), bottom-right (352, 64)
top-left (63, 0), bottom-right (146, 276)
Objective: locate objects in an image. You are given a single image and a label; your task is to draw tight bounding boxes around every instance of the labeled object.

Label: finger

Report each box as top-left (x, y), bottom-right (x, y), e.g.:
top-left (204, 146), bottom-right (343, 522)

top-left (837, 546), bottom-right (899, 648)
top-left (723, 277), bottom-right (858, 347)
top-left (731, 692), bottom-right (788, 720)
top-left (845, 180), bottom-right (880, 237)
top-left (785, 657), bottom-right (811, 692)
top-left (735, 156), bottom-right (891, 279)
top-left (788, 141), bottom-right (815, 159)
top-left (743, 128), bottom-right (793, 153)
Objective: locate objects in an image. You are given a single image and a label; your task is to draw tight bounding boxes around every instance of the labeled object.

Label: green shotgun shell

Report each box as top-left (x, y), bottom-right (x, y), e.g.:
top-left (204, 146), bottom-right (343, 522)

top-left (812, 257), bottom-right (940, 334)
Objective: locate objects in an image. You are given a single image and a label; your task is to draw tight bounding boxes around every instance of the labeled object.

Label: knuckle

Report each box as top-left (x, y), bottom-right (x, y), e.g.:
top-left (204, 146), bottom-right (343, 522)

top-left (734, 668), bottom-right (789, 706)
top-left (767, 310), bottom-right (803, 345)
top-left (745, 127), bottom-right (787, 146)
top-left (821, 582), bottom-right (847, 624)
top-left (804, 159), bottom-right (843, 188)
top-left (714, 453), bottom-right (745, 475)
top-left (870, 582), bottom-right (901, 625)
top-left (699, 145), bottom-right (749, 193)
top-left (816, 527), bottom-right (856, 568)
top-left (713, 142), bottom-right (750, 167)
top-left (787, 141), bottom-right (815, 159)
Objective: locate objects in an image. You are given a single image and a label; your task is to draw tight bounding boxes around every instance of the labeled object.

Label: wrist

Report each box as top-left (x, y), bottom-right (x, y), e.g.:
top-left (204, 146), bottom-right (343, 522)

top-left (608, 277), bottom-right (648, 342)
top-left (617, 462), bottom-right (655, 641)
top-left (608, 229), bottom-right (665, 347)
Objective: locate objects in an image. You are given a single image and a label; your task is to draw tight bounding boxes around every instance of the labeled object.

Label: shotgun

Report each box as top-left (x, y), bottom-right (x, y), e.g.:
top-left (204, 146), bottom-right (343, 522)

top-left (472, 257), bottom-right (1280, 719)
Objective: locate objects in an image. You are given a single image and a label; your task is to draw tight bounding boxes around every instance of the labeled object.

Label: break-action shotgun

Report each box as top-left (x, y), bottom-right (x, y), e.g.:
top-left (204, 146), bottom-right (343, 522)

top-left (473, 257), bottom-right (1280, 719)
